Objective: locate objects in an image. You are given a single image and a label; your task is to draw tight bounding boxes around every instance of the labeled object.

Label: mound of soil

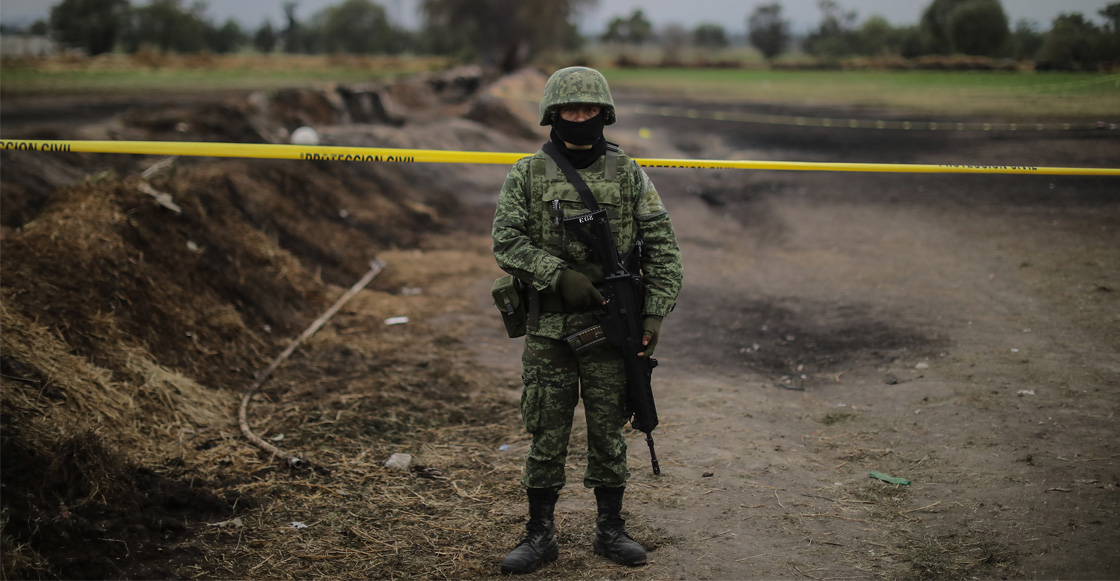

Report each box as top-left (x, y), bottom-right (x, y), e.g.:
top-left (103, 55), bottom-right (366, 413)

top-left (0, 66), bottom-right (548, 579)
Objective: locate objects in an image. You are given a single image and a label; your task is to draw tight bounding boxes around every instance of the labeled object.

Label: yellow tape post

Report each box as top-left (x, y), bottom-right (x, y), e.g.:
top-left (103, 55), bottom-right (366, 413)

top-left (3, 139), bottom-right (1119, 177)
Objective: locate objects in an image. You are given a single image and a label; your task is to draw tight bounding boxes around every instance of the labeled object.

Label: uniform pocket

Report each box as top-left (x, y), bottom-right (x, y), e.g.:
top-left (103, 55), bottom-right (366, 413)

top-left (520, 365), bottom-right (542, 433)
top-left (542, 182), bottom-right (624, 262)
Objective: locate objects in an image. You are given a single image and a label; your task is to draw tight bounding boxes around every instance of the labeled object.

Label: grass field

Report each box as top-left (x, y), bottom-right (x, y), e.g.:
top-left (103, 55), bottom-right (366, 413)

top-left (2, 53), bottom-right (1117, 119)
top-left (603, 68), bottom-right (1120, 118)
top-left (0, 53), bottom-right (447, 97)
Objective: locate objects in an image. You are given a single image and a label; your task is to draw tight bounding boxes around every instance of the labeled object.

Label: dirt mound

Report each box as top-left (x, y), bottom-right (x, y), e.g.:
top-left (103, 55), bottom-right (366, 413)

top-left (0, 67), bottom-right (534, 578)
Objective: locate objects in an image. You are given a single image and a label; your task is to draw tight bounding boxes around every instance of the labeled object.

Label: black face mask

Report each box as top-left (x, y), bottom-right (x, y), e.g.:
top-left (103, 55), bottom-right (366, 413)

top-left (552, 112), bottom-right (605, 146)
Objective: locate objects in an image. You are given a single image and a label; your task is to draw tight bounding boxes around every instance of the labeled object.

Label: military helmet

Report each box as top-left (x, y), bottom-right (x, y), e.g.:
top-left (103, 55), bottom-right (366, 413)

top-left (539, 66), bottom-right (616, 126)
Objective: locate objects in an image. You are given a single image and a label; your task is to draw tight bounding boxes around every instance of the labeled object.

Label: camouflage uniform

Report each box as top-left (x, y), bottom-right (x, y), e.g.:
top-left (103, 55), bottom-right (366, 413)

top-left (492, 98), bottom-right (683, 490)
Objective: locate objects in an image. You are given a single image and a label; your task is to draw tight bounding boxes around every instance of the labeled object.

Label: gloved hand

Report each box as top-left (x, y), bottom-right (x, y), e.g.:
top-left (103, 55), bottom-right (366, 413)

top-left (558, 268), bottom-right (605, 311)
top-left (639, 316), bottom-right (663, 357)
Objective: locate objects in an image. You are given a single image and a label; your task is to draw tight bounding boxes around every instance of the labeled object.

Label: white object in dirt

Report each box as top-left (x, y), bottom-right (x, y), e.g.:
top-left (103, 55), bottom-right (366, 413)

top-left (915, 362), bottom-right (930, 370)
top-left (385, 453), bottom-right (413, 471)
top-left (291, 126), bottom-right (320, 145)
top-left (384, 316), bottom-right (409, 326)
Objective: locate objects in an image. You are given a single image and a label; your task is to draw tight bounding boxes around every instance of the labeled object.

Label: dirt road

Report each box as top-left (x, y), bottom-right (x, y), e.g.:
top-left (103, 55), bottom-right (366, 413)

top-left (450, 98), bottom-right (1120, 579)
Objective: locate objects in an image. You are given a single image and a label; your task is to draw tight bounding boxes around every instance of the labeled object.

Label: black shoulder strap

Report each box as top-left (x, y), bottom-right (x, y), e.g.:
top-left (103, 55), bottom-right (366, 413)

top-left (542, 141), bottom-right (600, 212)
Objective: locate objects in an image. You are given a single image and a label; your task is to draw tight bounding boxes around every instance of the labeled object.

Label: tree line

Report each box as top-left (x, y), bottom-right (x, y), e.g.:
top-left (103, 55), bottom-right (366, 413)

top-left (5, 0), bottom-right (1118, 71)
top-left (750, 0), bottom-right (1119, 71)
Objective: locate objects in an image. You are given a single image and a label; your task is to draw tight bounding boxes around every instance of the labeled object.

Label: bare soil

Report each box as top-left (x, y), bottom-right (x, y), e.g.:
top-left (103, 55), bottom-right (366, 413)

top-left (1, 68), bottom-right (1118, 580)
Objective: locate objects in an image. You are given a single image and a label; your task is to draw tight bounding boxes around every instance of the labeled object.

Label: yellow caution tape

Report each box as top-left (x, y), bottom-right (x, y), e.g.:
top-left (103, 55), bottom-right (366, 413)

top-left (3, 139), bottom-right (1118, 176)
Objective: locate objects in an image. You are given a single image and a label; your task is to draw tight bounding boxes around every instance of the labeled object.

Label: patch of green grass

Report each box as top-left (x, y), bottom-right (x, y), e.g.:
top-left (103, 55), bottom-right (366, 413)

top-left (0, 54), bottom-right (445, 98)
top-left (603, 68), bottom-right (1120, 118)
top-left (0, 68), bottom-right (376, 95)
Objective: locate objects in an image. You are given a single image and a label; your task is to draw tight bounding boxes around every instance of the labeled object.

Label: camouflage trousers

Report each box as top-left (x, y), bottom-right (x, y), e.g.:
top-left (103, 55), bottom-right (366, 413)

top-left (520, 333), bottom-right (631, 490)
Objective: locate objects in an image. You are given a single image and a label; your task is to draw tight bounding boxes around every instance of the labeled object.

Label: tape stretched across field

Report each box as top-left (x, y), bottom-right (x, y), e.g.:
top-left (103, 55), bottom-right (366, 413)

top-left (3, 139), bottom-right (1119, 177)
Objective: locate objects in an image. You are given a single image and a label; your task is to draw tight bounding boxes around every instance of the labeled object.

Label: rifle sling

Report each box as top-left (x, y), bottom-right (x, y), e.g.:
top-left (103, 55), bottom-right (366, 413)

top-left (542, 141), bottom-right (602, 213)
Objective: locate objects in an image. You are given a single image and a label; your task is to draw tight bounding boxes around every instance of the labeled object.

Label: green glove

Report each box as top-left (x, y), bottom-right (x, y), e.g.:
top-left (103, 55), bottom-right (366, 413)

top-left (641, 316), bottom-right (663, 357)
top-left (558, 269), bottom-right (605, 311)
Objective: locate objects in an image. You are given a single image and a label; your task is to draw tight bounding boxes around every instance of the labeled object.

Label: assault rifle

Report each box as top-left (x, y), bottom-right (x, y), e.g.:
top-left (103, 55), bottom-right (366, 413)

top-left (543, 142), bottom-right (661, 475)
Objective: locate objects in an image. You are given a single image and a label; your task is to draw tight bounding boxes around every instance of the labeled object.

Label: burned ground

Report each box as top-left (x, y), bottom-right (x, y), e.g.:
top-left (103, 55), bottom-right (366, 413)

top-left (2, 67), bottom-right (1118, 580)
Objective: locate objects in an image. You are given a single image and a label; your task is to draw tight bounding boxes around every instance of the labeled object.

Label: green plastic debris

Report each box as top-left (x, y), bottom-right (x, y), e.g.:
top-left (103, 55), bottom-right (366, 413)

top-left (869, 471), bottom-right (911, 486)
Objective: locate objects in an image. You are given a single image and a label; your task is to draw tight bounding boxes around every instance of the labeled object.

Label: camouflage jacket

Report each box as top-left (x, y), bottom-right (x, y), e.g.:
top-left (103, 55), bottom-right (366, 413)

top-left (492, 143), bottom-right (683, 340)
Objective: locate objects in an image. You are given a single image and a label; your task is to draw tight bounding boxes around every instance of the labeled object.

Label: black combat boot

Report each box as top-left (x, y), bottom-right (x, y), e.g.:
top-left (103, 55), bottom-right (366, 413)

top-left (500, 487), bottom-right (560, 574)
top-left (592, 486), bottom-right (648, 566)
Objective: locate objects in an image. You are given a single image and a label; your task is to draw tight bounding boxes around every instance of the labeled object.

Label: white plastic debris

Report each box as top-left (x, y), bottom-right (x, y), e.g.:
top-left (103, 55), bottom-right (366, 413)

top-left (1017, 389), bottom-right (1036, 396)
top-left (290, 126), bottom-right (320, 145)
top-left (385, 453), bottom-right (413, 471)
top-left (270, 434), bottom-right (285, 441)
top-left (384, 316), bottom-right (409, 326)
top-left (291, 521), bottom-right (309, 529)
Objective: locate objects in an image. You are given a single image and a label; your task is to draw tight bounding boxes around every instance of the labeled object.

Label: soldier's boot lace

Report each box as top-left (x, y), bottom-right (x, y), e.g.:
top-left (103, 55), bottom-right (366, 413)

top-left (500, 488), bottom-right (559, 574)
top-left (592, 486), bottom-right (647, 566)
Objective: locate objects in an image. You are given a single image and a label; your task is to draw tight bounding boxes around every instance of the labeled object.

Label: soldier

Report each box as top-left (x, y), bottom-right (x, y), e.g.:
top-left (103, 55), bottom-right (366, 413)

top-left (491, 66), bottom-right (683, 574)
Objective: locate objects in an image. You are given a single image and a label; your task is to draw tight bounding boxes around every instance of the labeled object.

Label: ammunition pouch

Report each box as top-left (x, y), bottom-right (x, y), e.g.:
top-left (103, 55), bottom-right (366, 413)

top-left (565, 324), bottom-right (607, 353)
top-left (491, 275), bottom-right (527, 338)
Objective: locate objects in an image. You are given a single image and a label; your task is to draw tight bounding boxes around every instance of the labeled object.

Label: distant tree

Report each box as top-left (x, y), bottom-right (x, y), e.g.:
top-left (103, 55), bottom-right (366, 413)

top-left (49, 0), bottom-right (130, 55)
top-left (421, 0), bottom-right (596, 71)
top-left (855, 15), bottom-right (904, 56)
top-left (747, 3), bottom-right (790, 62)
top-left (921, 0), bottom-right (1008, 56)
top-left (30, 20), bottom-right (50, 36)
top-left (898, 25), bottom-right (929, 58)
top-left (660, 24), bottom-right (688, 65)
top-left (318, 0), bottom-right (394, 54)
top-left (802, 0), bottom-right (859, 58)
top-left (921, 0), bottom-right (965, 54)
top-left (1103, 3), bottom-right (1120, 33)
top-left (282, 1), bottom-right (303, 53)
top-left (207, 18), bottom-right (246, 53)
top-left (602, 9), bottom-right (653, 46)
top-left (559, 21), bottom-right (585, 52)
top-left (1009, 19), bottom-right (1043, 61)
top-left (693, 23), bottom-right (728, 50)
top-left (945, 0), bottom-right (1008, 56)
top-left (1037, 13), bottom-right (1103, 70)
top-left (254, 21), bottom-right (278, 53)
top-left (122, 0), bottom-right (206, 53)
top-left (1100, 3), bottom-right (1120, 65)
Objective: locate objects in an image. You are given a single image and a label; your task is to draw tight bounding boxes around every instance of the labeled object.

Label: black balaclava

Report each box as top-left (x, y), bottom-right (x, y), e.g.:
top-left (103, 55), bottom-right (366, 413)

top-left (551, 110), bottom-right (607, 169)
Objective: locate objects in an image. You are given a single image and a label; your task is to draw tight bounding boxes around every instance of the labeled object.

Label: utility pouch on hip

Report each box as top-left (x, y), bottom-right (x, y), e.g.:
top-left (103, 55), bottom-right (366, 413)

top-left (491, 275), bottom-right (527, 338)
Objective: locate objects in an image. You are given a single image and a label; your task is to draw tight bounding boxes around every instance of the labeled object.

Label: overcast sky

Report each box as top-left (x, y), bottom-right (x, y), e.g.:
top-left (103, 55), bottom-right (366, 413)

top-left (1, 0), bottom-right (1113, 33)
